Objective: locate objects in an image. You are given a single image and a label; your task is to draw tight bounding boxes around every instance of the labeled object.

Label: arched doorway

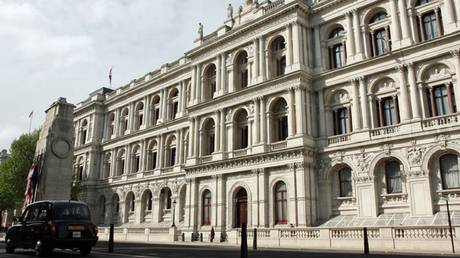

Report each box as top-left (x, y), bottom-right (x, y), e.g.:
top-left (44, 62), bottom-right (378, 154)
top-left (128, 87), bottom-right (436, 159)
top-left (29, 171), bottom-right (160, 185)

top-left (235, 188), bottom-right (248, 228)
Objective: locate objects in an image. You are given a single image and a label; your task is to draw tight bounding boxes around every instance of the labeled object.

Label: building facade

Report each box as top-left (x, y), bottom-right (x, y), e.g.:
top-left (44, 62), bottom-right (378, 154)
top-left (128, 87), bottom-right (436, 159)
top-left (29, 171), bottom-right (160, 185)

top-left (73, 0), bottom-right (460, 250)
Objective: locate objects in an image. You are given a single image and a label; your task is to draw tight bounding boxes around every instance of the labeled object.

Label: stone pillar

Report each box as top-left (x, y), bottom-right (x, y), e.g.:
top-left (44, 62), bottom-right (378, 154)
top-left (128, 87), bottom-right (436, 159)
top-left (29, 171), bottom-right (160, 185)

top-left (295, 162), bottom-right (309, 227)
top-left (128, 102), bottom-right (135, 132)
top-left (176, 130), bottom-right (181, 165)
top-left (355, 177), bottom-right (378, 218)
top-left (215, 111), bottom-right (221, 152)
top-left (406, 161), bottom-right (434, 216)
top-left (292, 22), bottom-right (301, 69)
top-left (305, 89), bottom-right (312, 136)
top-left (160, 89), bottom-right (167, 123)
top-left (134, 199), bottom-right (142, 224)
top-left (442, 0), bottom-right (456, 33)
top-left (318, 89), bottom-right (326, 137)
top-left (346, 11), bottom-right (356, 60)
top-left (390, 0), bottom-right (402, 48)
top-left (407, 63), bottom-right (421, 120)
top-left (286, 24), bottom-right (293, 68)
top-left (196, 65), bottom-right (202, 103)
top-left (295, 86), bottom-right (307, 136)
top-left (456, 0), bottom-right (460, 23)
top-left (352, 9), bottom-right (364, 60)
top-left (358, 77), bottom-right (370, 129)
top-left (287, 88), bottom-right (296, 136)
top-left (194, 117), bottom-right (200, 158)
top-left (152, 195), bottom-right (160, 224)
top-left (190, 178), bottom-right (198, 230)
top-left (217, 175), bottom-right (226, 230)
top-left (221, 53), bottom-right (227, 94)
top-left (191, 66), bottom-right (197, 104)
top-left (451, 50), bottom-right (460, 109)
top-left (220, 109), bottom-right (226, 153)
top-left (253, 99), bottom-right (260, 144)
top-left (188, 118), bottom-right (195, 158)
top-left (398, 0), bottom-right (412, 46)
top-left (216, 55), bottom-right (222, 96)
top-left (351, 79), bottom-right (361, 130)
top-left (158, 135), bottom-right (164, 169)
top-left (313, 26), bottom-right (322, 71)
top-left (259, 36), bottom-right (267, 81)
top-left (260, 97), bottom-right (267, 144)
top-left (306, 26), bottom-right (314, 69)
top-left (125, 144), bottom-right (131, 174)
top-left (253, 38), bottom-right (260, 82)
top-left (397, 65), bottom-right (412, 122)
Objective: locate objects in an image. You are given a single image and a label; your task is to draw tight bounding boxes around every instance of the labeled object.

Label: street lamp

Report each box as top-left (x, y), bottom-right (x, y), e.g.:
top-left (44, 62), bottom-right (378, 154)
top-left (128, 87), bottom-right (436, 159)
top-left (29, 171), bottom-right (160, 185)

top-left (440, 196), bottom-right (455, 254)
top-left (172, 199), bottom-right (177, 227)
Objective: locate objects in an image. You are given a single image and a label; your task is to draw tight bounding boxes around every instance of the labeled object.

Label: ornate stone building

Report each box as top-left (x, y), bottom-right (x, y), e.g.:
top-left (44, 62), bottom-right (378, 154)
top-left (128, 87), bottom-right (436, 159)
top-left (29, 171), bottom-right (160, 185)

top-left (73, 0), bottom-right (460, 251)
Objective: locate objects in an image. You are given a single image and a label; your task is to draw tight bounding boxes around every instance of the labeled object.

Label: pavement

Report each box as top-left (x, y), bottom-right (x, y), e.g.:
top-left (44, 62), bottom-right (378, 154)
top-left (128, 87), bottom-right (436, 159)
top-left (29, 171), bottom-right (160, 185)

top-left (0, 241), bottom-right (458, 258)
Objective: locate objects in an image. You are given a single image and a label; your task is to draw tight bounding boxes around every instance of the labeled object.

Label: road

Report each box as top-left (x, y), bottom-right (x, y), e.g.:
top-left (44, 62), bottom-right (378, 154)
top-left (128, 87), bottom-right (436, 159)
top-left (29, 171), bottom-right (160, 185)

top-left (0, 241), bottom-right (456, 258)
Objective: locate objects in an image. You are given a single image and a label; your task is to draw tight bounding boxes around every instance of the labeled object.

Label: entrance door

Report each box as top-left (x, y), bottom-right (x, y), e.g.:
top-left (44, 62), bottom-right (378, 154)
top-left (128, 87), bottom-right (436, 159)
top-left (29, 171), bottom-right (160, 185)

top-left (235, 188), bottom-right (248, 228)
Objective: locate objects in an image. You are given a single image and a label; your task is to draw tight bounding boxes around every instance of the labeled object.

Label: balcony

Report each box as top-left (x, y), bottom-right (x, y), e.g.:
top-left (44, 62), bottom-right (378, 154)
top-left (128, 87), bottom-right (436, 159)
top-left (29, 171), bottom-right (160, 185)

top-left (264, 0), bottom-right (285, 14)
top-left (270, 140), bottom-right (287, 151)
top-left (327, 134), bottom-right (351, 145)
top-left (234, 148), bottom-right (248, 157)
top-left (201, 155), bottom-right (213, 163)
top-left (370, 124), bottom-right (401, 138)
top-left (422, 113), bottom-right (460, 129)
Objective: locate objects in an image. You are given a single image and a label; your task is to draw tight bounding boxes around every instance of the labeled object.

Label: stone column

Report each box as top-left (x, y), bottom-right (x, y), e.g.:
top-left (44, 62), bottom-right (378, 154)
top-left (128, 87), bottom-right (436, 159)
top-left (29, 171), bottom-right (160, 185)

top-left (194, 118), bottom-right (200, 158)
top-left (306, 26), bottom-right (314, 69)
top-left (128, 102), bottom-right (135, 132)
top-left (313, 26), bottom-right (322, 71)
top-left (253, 99), bottom-right (260, 144)
top-left (305, 89), bottom-right (312, 136)
top-left (260, 97), bottom-right (267, 144)
top-left (442, 0), bottom-right (456, 33)
top-left (398, 0), bottom-right (412, 45)
top-left (259, 36), bottom-right (267, 81)
top-left (292, 22), bottom-right (301, 69)
top-left (158, 135), bottom-right (164, 169)
top-left (407, 63), bottom-right (421, 120)
top-left (451, 50), bottom-right (460, 109)
top-left (189, 178), bottom-right (198, 230)
top-left (346, 11), bottom-right (356, 61)
top-left (295, 162), bottom-right (310, 227)
top-left (351, 79), bottom-right (361, 130)
top-left (217, 175), bottom-right (226, 230)
top-left (287, 88), bottom-right (296, 136)
top-left (456, 0), bottom-right (460, 23)
top-left (176, 130), bottom-right (181, 165)
top-left (191, 66), bottom-right (197, 104)
top-left (160, 89), bottom-right (167, 123)
top-left (295, 86), bottom-right (307, 135)
top-left (215, 111), bottom-right (221, 153)
top-left (355, 177), bottom-right (378, 218)
top-left (253, 38), bottom-right (260, 82)
top-left (216, 55), bottom-right (222, 96)
top-left (196, 65), bottom-right (202, 103)
top-left (390, 0), bottom-right (402, 48)
top-left (397, 65), bottom-right (412, 122)
top-left (352, 9), bottom-right (364, 60)
top-left (287, 24), bottom-right (293, 68)
top-left (221, 53), bottom-right (227, 94)
top-left (188, 118), bottom-right (195, 158)
top-left (318, 89), bottom-right (326, 137)
top-left (220, 109), bottom-right (226, 153)
top-left (110, 149), bottom-right (116, 177)
top-left (184, 179), bottom-right (192, 229)
top-left (358, 77), bottom-right (370, 129)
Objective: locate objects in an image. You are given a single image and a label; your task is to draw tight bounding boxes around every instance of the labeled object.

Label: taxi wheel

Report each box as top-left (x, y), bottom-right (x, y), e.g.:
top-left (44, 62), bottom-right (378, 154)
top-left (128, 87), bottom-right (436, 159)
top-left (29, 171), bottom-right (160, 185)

top-left (34, 239), bottom-right (50, 257)
top-left (5, 237), bottom-right (15, 254)
top-left (80, 246), bottom-right (92, 256)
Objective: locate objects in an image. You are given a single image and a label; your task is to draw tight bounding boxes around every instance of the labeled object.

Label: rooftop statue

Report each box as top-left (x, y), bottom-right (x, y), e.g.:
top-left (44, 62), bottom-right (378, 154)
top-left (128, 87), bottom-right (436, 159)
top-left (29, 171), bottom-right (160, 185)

top-left (227, 3), bottom-right (233, 19)
top-left (198, 22), bottom-right (203, 40)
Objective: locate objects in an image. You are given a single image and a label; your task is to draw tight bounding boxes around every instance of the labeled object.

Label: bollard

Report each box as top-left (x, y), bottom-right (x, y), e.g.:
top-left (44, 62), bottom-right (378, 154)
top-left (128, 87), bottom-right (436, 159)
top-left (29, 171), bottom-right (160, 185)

top-left (182, 232), bottom-right (185, 242)
top-left (108, 224), bottom-right (114, 253)
top-left (253, 228), bottom-right (257, 250)
top-left (240, 223), bottom-right (248, 258)
top-left (363, 227), bottom-right (369, 255)
top-left (200, 233), bottom-right (203, 242)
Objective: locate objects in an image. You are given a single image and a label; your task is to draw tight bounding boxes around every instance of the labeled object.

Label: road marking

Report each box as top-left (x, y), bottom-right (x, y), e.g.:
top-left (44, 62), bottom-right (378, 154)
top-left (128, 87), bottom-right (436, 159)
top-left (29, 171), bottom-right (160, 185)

top-left (92, 250), bottom-right (160, 258)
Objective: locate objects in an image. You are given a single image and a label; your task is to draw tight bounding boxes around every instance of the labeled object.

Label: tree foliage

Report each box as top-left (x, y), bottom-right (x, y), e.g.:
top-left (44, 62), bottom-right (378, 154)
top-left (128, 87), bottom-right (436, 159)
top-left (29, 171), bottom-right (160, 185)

top-left (0, 131), bottom-right (39, 210)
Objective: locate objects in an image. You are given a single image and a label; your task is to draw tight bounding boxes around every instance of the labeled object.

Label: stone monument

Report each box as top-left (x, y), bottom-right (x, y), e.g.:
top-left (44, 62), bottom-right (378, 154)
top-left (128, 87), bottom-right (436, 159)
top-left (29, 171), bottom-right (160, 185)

top-left (34, 97), bottom-right (75, 201)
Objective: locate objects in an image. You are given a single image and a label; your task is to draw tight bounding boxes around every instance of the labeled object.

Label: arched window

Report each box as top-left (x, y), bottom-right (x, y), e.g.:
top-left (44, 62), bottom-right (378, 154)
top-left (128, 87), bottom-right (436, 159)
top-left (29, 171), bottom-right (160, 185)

top-left (80, 120), bottom-right (88, 145)
top-left (234, 188), bottom-right (248, 228)
top-left (327, 27), bottom-right (346, 69)
top-left (77, 158), bottom-right (85, 181)
top-left (333, 107), bottom-right (350, 135)
top-left (338, 167), bottom-right (352, 197)
top-left (151, 95), bottom-right (161, 126)
top-left (116, 149), bottom-right (126, 176)
top-left (165, 136), bottom-right (177, 167)
top-left (120, 108), bottom-right (129, 135)
top-left (107, 113), bottom-right (115, 137)
top-left (415, 1), bottom-right (443, 41)
top-left (125, 192), bottom-right (135, 223)
top-left (235, 110), bottom-right (249, 150)
top-left (147, 141), bottom-right (158, 170)
top-left (202, 119), bottom-right (215, 156)
top-left (134, 102), bottom-right (144, 131)
top-left (169, 88), bottom-right (179, 120)
top-left (271, 37), bottom-right (287, 78)
top-left (440, 154), bottom-right (460, 189)
top-left (160, 188), bottom-right (172, 210)
top-left (131, 145), bottom-right (141, 173)
top-left (271, 98), bottom-right (288, 142)
top-left (385, 160), bottom-right (402, 194)
top-left (202, 190), bottom-right (211, 225)
top-left (144, 190), bottom-right (153, 211)
top-left (204, 64), bottom-right (217, 100)
top-left (274, 181), bottom-right (288, 225)
top-left (235, 51), bottom-right (249, 89)
top-left (368, 12), bottom-right (391, 57)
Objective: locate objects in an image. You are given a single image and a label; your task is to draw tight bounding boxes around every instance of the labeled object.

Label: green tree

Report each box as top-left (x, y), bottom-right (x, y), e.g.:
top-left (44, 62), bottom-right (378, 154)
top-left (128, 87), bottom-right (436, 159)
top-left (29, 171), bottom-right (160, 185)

top-left (0, 131), bottom-right (39, 223)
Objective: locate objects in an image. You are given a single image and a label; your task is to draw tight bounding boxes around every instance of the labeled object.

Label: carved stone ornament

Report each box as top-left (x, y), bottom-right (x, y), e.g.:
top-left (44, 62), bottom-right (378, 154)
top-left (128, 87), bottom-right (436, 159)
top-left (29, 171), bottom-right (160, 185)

top-left (317, 158), bottom-right (330, 180)
top-left (436, 134), bottom-right (450, 149)
top-left (331, 151), bottom-right (345, 163)
top-left (405, 169), bottom-right (429, 178)
top-left (51, 137), bottom-right (72, 159)
top-left (382, 144), bottom-right (393, 157)
top-left (407, 141), bottom-right (425, 167)
top-left (354, 150), bottom-right (373, 173)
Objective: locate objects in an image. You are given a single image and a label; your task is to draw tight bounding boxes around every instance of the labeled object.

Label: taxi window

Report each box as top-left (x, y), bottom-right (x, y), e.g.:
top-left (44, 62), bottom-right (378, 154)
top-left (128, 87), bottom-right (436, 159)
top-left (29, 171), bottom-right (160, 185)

top-left (53, 203), bottom-right (91, 220)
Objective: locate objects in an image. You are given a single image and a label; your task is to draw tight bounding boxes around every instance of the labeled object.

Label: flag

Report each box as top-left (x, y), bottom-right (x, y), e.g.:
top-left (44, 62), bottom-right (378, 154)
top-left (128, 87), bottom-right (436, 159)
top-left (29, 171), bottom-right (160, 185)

top-left (24, 161), bottom-right (39, 205)
top-left (109, 67), bottom-right (113, 86)
top-left (28, 110), bottom-right (33, 118)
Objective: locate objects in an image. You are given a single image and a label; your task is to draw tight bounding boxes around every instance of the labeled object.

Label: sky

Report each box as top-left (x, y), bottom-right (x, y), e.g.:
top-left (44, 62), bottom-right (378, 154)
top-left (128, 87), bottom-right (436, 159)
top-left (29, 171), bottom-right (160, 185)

top-left (0, 0), bottom-right (242, 151)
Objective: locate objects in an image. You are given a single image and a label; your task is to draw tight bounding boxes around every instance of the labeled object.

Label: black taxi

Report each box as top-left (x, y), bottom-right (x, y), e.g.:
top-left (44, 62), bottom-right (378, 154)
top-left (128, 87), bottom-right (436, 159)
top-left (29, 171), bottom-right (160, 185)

top-left (4, 200), bottom-right (98, 256)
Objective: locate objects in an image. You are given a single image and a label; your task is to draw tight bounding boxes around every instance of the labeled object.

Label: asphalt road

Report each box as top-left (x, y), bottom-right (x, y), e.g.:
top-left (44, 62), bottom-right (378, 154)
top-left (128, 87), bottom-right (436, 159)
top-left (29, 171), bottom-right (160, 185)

top-left (0, 241), bottom-right (456, 258)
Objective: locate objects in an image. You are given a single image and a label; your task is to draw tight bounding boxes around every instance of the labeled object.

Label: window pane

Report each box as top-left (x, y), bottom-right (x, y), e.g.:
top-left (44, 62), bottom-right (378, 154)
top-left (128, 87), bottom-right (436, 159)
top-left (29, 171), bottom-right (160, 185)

top-left (339, 168), bottom-right (352, 197)
top-left (440, 154), bottom-right (460, 189)
top-left (385, 161), bottom-right (402, 193)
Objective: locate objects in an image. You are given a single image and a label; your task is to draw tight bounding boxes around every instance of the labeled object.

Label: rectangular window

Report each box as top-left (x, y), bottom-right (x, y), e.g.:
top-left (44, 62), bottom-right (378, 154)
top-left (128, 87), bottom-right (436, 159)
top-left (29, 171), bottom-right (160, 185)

top-left (170, 148), bottom-right (176, 166)
top-left (336, 108), bottom-right (349, 135)
top-left (154, 108), bottom-right (160, 125)
top-left (241, 126), bottom-right (249, 149)
top-left (278, 116), bottom-right (288, 141)
top-left (423, 12), bottom-right (438, 40)
top-left (209, 135), bottom-right (215, 154)
top-left (172, 102), bottom-right (179, 119)
top-left (276, 56), bottom-right (286, 77)
top-left (441, 154), bottom-right (460, 189)
top-left (339, 169), bottom-right (352, 197)
top-left (385, 161), bottom-right (402, 194)
top-left (134, 156), bottom-right (140, 172)
top-left (332, 44), bottom-right (344, 69)
top-left (434, 85), bottom-right (450, 116)
top-left (382, 97), bottom-right (396, 126)
top-left (152, 152), bottom-right (157, 170)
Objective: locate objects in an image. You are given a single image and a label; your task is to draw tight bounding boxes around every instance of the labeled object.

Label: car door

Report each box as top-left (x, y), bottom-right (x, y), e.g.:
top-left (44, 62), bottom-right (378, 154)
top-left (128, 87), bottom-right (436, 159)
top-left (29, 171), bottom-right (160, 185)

top-left (24, 204), bottom-right (49, 248)
top-left (21, 205), bottom-right (38, 248)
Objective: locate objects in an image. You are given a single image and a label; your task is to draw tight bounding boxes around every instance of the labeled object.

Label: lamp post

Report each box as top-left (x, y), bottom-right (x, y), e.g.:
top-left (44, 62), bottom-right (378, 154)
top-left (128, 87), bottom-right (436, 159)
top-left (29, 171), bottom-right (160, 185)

top-left (172, 199), bottom-right (177, 227)
top-left (441, 197), bottom-right (455, 254)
